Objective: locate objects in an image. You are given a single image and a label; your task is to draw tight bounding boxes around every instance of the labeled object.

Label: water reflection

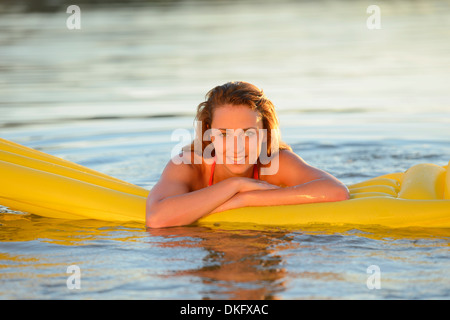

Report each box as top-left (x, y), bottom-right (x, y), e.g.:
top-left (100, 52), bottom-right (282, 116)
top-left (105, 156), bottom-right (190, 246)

top-left (147, 224), bottom-right (450, 300)
top-left (148, 226), bottom-right (291, 299)
top-left (0, 213), bottom-right (143, 245)
top-left (1, 212), bottom-right (449, 299)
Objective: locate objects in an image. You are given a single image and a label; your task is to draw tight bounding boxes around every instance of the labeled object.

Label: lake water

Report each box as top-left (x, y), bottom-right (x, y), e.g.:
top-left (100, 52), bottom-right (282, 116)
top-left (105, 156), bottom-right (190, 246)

top-left (0, 0), bottom-right (449, 300)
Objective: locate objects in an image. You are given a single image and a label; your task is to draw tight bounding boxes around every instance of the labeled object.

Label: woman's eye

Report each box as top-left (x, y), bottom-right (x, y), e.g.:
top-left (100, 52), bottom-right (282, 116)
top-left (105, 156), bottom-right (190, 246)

top-left (211, 131), bottom-right (226, 137)
top-left (214, 131), bottom-right (229, 138)
top-left (213, 130), bottom-right (256, 137)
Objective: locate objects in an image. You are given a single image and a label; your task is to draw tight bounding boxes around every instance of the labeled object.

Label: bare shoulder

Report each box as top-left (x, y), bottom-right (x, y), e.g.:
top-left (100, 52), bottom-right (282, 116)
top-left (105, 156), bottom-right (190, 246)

top-left (260, 149), bottom-right (329, 187)
top-left (277, 149), bottom-right (310, 168)
top-left (147, 151), bottom-right (202, 203)
top-left (160, 151), bottom-right (203, 186)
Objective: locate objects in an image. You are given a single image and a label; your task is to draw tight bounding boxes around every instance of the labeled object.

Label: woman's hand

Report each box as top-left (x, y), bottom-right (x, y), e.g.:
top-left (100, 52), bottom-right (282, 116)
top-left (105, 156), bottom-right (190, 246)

top-left (233, 177), bottom-right (280, 193)
top-left (209, 192), bottom-right (246, 214)
top-left (209, 178), bottom-right (280, 214)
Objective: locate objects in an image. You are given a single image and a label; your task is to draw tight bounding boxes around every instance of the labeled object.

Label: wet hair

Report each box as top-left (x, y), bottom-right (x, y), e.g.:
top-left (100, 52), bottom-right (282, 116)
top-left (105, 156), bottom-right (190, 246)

top-left (184, 81), bottom-right (292, 158)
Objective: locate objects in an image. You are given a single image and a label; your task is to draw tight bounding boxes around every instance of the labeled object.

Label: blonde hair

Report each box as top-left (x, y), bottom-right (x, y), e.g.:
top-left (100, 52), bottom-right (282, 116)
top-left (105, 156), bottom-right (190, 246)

top-left (184, 81), bottom-right (292, 158)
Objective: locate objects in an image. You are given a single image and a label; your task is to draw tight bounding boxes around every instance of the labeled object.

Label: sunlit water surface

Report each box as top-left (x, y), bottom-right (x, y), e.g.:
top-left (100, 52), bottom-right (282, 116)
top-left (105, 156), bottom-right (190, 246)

top-left (1, 0), bottom-right (449, 299)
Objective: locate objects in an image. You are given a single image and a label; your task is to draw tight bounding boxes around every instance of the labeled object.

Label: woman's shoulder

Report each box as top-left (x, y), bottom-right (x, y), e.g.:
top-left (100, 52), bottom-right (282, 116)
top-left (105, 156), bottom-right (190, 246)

top-left (278, 148), bottom-right (307, 164)
top-left (259, 149), bottom-right (309, 185)
top-left (166, 150), bottom-right (206, 173)
top-left (259, 149), bottom-right (305, 170)
top-left (164, 150), bottom-right (210, 188)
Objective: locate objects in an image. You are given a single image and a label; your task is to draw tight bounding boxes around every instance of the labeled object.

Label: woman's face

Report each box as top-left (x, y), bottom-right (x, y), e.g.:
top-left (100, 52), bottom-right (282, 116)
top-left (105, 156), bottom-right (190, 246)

top-left (209, 104), bottom-right (264, 175)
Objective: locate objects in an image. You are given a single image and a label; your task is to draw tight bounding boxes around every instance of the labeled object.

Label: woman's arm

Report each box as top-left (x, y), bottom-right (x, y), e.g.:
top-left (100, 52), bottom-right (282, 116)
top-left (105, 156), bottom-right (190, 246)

top-left (146, 159), bottom-right (239, 228)
top-left (235, 177), bottom-right (349, 208)
top-left (211, 178), bottom-right (348, 213)
top-left (212, 150), bottom-right (349, 212)
top-left (146, 155), bottom-right (279, 228)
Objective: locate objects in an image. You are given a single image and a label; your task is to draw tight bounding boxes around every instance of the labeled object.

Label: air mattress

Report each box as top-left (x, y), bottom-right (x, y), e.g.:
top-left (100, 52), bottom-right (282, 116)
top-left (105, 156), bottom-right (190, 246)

top-left (0, 138), bottom-right (449, 229)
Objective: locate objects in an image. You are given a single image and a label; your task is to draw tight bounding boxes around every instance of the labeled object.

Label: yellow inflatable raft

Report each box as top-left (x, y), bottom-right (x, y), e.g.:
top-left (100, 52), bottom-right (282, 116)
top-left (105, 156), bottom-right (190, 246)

top-left (0, 138), bottom-right (449, 229)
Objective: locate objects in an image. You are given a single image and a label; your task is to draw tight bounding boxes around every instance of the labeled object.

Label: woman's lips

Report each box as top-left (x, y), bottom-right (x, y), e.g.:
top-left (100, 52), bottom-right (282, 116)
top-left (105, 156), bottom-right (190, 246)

top-left (226, 155), bottom-right (247, 164)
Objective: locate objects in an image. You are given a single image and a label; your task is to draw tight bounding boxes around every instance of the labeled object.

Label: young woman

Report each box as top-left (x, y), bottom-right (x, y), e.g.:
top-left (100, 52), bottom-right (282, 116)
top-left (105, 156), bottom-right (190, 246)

top-left (146, 81), bottom-right (349, 228)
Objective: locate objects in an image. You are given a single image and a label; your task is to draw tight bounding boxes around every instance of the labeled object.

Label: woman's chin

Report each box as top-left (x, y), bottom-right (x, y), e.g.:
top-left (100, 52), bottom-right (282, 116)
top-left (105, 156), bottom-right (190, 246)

top-left (223, 157), bottom-right (254, 174)
top-left (225, 155), bottom-right (247, 165)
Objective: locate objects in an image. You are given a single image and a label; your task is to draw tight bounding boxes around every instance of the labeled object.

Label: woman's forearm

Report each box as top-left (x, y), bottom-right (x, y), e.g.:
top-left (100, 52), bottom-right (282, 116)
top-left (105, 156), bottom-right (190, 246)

top-left (239, 178), bottom-right (349, 208)
top-left (146, 178), bottom-right (239, 228)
